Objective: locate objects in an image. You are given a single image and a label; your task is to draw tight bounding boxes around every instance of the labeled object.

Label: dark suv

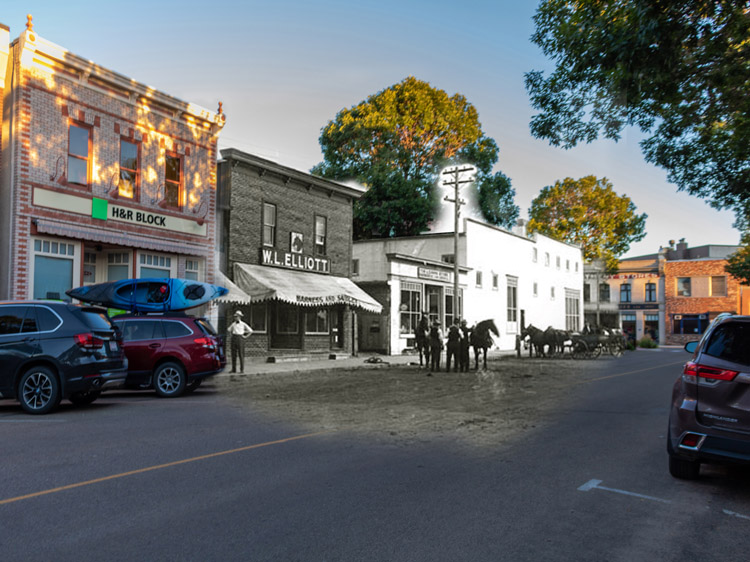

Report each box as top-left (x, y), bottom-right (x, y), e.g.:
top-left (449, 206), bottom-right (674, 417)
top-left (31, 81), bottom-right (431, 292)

top-left (112, 314), bottom-right (225, 397)
top-left (668, 313), bottom-right (750, 479)
top-left (0, 301), bottom-right (126, 414)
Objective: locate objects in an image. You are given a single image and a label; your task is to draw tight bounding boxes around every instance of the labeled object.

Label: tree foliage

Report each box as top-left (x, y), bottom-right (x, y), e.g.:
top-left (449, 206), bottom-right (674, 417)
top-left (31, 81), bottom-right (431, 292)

top-left (312, 76), bottom-right (519, 238)
top-left (725, 231), bottom-right (750, 285)
top-left (526, 1), bottom-right (750, 219)
top-left (527, 176), bottom-right (647, 271)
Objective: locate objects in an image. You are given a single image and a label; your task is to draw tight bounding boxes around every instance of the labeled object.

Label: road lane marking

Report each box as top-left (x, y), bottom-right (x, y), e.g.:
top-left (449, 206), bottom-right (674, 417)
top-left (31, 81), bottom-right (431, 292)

top-left (723, 509), bottom-right (750, 521)
top-left (573, 361), bottom-right (686, 385)
top-left (578, 479), bottom-right (672, 504)
top-left (0, 430), bottom-right (332, 506)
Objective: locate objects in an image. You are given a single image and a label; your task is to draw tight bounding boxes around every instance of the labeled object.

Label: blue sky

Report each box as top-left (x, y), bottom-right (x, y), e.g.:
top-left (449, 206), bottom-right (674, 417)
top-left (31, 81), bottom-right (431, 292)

top-left (7, 1), bottom-right (741, 257)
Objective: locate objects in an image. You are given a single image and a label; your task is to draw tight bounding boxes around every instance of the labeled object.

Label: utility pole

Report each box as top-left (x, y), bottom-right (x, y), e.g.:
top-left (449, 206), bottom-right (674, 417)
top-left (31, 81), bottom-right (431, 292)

top-left (442, 165), bottom-right (476, 325)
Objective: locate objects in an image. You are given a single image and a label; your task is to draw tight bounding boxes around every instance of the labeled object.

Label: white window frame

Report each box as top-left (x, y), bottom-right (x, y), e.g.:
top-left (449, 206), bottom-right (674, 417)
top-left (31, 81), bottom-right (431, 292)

top-left (137, 251), bottom-right (176, 278)
top-left (30, 237), bottom-right (80, 300)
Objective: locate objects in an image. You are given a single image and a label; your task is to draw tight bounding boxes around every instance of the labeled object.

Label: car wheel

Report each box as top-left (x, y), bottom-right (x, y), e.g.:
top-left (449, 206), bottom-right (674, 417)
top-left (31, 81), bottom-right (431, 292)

top-left (185, 379), bottom-right (202, 394)
top-left (18, 366), bottom-right (61, 415)
top-left (669, 454), bottom-right (701, 480)
top-left (153, 362), bottom-right (186, 398)
top-left (69, 390), bottom-right (101, 406)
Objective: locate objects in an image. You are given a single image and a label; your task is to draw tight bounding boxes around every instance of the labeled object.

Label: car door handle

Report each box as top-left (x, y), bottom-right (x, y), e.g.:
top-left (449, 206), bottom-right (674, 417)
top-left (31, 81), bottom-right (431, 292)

top-left (148, 343), bottom-right (161, 349)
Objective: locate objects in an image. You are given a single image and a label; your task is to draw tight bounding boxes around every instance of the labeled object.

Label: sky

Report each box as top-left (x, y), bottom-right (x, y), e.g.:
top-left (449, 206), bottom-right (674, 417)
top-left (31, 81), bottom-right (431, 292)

top-left (6, 1), bottom-right (741, 258)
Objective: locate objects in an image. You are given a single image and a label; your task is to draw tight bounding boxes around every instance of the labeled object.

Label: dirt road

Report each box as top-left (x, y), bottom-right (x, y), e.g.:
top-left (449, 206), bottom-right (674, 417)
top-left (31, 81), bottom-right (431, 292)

top-left (217, 355), bottom-right (612, 449)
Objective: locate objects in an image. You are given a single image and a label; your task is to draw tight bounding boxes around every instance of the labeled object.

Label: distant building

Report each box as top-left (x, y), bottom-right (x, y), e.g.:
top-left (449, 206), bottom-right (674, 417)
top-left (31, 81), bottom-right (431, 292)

top-left (353, 218), bottom-right (583, 355)
top-left (583, 238), bottom-right (746, 345)
top-left (0, 18), bottom-right (224, 301)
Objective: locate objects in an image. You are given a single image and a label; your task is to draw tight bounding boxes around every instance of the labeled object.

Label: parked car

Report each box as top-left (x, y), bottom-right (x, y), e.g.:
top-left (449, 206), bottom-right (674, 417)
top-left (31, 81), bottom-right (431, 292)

top-left (0, 301), bottom-right (126, 414)
top-left (668, 313), bottom-right (750, 479)
top-left (112, 313), bottom-right (225, 397)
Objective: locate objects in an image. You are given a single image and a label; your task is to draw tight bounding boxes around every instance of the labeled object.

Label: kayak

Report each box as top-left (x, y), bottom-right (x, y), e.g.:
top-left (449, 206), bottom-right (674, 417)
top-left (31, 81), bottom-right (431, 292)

top-left (66, 278), bottom-right (228, 313)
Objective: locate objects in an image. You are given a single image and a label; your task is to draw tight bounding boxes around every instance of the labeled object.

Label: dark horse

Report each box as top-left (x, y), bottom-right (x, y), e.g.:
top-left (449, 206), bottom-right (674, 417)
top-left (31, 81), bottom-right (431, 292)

top-left (414, 315), bottom-right (430, 367)
top-left (470, 319), bottom-right (499, 370)
top-left (522, 324), bottom-right (547, 357)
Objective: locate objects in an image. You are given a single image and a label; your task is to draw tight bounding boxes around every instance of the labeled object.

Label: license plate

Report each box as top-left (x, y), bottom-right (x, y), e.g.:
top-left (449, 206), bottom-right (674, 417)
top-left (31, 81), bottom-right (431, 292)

top-left (109, 341), bottom-right (118, 352)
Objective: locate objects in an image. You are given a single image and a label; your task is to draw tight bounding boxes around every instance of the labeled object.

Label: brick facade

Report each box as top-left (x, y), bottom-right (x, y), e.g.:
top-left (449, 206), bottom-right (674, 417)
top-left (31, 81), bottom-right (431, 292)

top-left (0, 21), bottom-right (224, 301)
top-left (217, 149), bottom-right (367, 360)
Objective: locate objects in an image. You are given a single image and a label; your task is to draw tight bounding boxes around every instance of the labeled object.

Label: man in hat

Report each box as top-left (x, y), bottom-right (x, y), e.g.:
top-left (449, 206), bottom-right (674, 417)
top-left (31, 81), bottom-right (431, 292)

top-left (228, 310), bottom-right (253, 373)
top-left (428, 320), bottom-right (444, 372)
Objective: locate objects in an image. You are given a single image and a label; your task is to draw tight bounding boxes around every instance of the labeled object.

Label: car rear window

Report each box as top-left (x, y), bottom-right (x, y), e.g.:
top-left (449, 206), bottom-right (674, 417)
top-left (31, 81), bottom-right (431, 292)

top-left (36, 306), bottom-right (62, 332)
top-left (77, 308), bottom-right (115, 331)
top-left (704, 322), bottom-right (750, 366)
top-left (163, 320), bottom-right (192, 339)
top-left (116, 320), bottom-right (162, 341)
top-left (195, 318), bottom-right (217, 336)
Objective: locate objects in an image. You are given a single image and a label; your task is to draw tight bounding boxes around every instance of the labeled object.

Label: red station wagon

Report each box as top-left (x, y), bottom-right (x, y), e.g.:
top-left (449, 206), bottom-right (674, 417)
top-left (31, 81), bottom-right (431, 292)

top-left (112, 314), bottom-right (225, 397)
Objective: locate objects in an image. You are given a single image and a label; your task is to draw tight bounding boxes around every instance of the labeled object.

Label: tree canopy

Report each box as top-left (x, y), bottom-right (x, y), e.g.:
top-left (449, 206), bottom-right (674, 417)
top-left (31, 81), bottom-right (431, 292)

top-left (526, 1), bottom-right (750, 221)
top-left (312, 76), bottom-right (519, 238)
top-left (527, 176), bottom-right (647, 271)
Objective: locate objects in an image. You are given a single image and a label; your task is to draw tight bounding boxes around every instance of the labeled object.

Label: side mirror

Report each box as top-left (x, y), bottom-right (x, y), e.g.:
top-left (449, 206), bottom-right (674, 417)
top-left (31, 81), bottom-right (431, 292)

top-left (684, 341), bottom-right (698, 353)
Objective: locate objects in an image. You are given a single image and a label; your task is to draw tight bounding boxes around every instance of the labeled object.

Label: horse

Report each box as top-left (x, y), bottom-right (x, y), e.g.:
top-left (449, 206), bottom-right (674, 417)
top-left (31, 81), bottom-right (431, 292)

top-left (470, 319), bottom-right (499, 370)
top-left (414, 316), bottom-right (430, 367)
top-left (521, 324), bottom-right (547, 358)
top-left (544, 326), bottom-right (570, 357)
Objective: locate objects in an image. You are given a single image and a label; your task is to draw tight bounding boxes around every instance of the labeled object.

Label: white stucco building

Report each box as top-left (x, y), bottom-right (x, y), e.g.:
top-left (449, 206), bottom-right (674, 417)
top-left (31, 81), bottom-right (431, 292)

top-left (353, 218), bottom-right (584, 354)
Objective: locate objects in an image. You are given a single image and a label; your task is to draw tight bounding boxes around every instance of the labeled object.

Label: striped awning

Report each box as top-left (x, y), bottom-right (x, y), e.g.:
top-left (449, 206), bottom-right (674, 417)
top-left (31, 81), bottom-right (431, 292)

top-left (213, 269), bottom-right (254, 305)
top-left (232, 262), bottom-right (382, 314)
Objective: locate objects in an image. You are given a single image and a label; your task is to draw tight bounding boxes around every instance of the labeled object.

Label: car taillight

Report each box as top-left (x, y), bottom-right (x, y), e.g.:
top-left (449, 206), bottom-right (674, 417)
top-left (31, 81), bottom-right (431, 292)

top-left (194, 337), bottom-right (214, 347)
top-left (683, 361), bottom-right (739, 381)
top-left (75, 333), bottom-right (104, 350)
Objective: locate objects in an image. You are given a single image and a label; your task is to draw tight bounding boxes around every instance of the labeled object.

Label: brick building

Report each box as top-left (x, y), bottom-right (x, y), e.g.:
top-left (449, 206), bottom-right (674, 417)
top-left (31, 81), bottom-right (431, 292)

top-left (0, 18), bottom-right (224, 301)
top-left (216, 149), bottom-right (381, 360)
top-left (584, 239), bottom-right (746, 345)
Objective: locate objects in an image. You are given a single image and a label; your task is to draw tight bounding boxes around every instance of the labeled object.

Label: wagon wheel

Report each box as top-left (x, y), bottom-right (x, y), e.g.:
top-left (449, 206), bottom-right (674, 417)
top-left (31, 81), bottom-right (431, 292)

top-left (608, 341), bottom-right (624, 358)
top-left (591, 343), bottom-right (602, 359)
top-left (572, 340), bottom-right (588, 360)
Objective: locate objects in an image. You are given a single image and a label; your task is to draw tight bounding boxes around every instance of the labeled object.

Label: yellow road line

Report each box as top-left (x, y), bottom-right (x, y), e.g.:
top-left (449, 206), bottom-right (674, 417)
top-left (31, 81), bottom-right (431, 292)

top-left (1, 430), bottom-right (332, 506)
top-left (572, 360), bottom-right (686, 385)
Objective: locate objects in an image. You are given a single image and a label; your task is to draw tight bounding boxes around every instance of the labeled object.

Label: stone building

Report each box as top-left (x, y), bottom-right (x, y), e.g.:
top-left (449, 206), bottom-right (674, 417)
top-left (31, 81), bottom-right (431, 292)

top-left (216, 149), bottom-right (381, 361)
top-left (0, 18), bottom-right (224, 301)
top-left (353, 218), bottom-right (583, 355)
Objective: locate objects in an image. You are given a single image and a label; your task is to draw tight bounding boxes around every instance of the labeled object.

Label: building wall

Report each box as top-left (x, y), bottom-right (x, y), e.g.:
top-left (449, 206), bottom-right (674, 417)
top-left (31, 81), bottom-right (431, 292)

top-left (664, 259), bottom-right (741, 345)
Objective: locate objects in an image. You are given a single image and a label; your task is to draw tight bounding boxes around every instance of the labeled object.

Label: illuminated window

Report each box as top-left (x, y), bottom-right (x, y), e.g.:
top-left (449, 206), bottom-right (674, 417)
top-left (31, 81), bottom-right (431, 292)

top-left (68, 123), bottom-right (91, 186)
top-left (164, 154), bottom-right (182, 208)
top-left (677, 277), bottom-right (691, 297)
top-left (119, 140), bottom-right (139, 199)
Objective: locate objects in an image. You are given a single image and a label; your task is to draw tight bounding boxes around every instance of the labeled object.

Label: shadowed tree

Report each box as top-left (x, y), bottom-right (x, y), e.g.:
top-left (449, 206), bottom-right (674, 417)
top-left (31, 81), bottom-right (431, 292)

top-left (312, 76), bottom-right (518, 238)
top-left (527, 176), bottom-right (647, 271)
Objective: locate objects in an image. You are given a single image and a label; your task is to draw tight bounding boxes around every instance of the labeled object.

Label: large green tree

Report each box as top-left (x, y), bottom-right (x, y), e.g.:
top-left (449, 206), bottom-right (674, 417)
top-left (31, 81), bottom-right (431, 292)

top-left (527, 176), bottom-right (647, 271)
top-left (525, 0), bottom-right (750, 220)
top-left (312, 76), bottom-right (519, 238)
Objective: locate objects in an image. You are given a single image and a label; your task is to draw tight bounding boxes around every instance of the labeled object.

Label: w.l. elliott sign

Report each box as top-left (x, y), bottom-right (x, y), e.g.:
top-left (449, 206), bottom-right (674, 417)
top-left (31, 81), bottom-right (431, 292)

top-left (260, 248), bottom-right (330, 274)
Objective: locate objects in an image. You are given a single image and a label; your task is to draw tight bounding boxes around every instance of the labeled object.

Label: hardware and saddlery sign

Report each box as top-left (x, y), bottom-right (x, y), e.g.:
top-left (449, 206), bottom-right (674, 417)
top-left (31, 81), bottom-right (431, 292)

top-left (260, 248), bottom-right (330, 274)
top-left (418, 267), bottom-right (451, 282)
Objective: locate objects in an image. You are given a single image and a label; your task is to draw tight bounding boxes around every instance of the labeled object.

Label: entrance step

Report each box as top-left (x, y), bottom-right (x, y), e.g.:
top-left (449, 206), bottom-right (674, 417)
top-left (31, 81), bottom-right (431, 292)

top-left (265, 353), bottom-right (350, 363)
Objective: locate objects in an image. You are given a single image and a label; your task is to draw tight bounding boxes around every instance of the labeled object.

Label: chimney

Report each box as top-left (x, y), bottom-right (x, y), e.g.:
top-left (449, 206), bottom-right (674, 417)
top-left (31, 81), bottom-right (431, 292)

top-left (513, 218), bottom-right (527, 238)
top-left (676, 238), bottom-right (688, 258)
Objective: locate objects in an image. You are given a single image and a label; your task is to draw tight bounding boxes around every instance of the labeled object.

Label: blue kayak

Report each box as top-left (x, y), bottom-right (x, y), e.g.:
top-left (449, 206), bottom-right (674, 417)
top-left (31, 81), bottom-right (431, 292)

top-left (66, 278), bottom-right (228, 313)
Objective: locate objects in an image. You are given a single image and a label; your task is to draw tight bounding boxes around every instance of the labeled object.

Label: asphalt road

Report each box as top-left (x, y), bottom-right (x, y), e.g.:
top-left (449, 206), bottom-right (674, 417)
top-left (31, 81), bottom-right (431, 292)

top-left (2, 349), bottom-right (750, 561)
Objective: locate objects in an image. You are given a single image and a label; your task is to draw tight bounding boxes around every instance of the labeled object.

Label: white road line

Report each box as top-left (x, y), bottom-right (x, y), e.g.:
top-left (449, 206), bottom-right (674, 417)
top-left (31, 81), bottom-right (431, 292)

top-left (723, 509), bottom-right (750, 521)
top-left (578, 479), bottom-right (672, 504)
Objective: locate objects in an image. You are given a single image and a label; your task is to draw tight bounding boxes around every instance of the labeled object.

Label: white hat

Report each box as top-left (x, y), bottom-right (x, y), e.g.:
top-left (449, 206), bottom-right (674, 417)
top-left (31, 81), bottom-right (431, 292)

top-left (234, 310), bottom-right (243, 317)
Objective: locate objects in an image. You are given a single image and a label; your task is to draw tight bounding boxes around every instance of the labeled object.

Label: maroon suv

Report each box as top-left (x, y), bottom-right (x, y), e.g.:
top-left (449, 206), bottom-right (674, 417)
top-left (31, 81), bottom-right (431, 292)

top-left (112, 314), bottom-right (225, 397)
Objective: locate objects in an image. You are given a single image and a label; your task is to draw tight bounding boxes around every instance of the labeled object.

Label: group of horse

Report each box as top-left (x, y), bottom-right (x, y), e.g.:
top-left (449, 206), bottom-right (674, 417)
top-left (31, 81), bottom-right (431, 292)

top-left (414, 318), bottom-right (499, 370)
top-left (518, 324), bottom-right (625, 359)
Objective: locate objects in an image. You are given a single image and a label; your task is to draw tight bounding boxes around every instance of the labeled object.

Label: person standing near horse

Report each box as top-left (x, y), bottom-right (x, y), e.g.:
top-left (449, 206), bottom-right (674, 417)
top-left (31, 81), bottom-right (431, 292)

top-left (228, 310), bottom-right (253, 373)
top-left (429, 320), bottom-right (443, 372)
top-left (459, 319), bottom-right (471, 372)
top-left (445, 320), bottom-right (461, 372)
top-left (414, 312), bottom-right (430, 367)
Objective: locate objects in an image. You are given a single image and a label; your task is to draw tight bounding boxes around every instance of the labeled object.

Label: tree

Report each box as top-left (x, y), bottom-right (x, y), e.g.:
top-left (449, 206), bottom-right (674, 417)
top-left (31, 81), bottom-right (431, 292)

top-left (525, 1), bottom-right (750, 220)
top-left (312, 76), bottom-right (519, 238)
top-left (527, 176), bottom-right (647, 271)
top-left (725, 231), bottom-right (750, 285)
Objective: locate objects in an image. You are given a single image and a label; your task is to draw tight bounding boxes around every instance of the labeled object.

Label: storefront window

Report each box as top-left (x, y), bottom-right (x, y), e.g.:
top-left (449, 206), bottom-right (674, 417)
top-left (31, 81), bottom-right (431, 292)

top-left (445, 288), bottom-right (463, 327)
top-left (506, 277), bottom-right (518, 323)
top-left (249, 302), bottom-right (267, 332)
top-left (185, 260), bottom-right (200, 281)
top-left (673, 314), bottom-right (707, 335)
top-left (108, 252), bottom-right (130, 281)
top-left (305, 308), bottom-right (329, 334)
top-left (644, 314), bottom-right (659, 342)
top-left (277, 302), bottom-right (298, 334)
top-left (139, 253), bottom-right (173, 278)
top-left (33, 239), bottom-right (76, 301)
top-left (621, 313), bottom-right (636, 342)
top-left (400, 282), bottom-right (421, 335)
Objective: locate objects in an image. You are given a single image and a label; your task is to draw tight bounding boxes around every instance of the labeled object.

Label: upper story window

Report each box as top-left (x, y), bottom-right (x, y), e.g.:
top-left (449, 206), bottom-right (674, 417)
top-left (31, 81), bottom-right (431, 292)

top-left (492, 274), bottom-right (499, 290)
top-left (164, 153), bottom-right (183, 208)
top-left (263, 203), bottom-right (277, 247)
top-left (352, 259), bottom-right (359, 276)
top-left (556, 256), bottom-right (561, 269)
top-left (119, 139), bottom-right (140, 199)
top-left (67, 123), bottom-right (91, 186)
top-left (532, 248), bottom-right (538, 263)
top-left (620, 283), bottom-right (632, 303)
top-left (599, 283), bottom-right (610, 303)
top-left (583, 284), bottom-right (591, 303)
top-left (441, 254), bottom-right (455, 264)
top-left (545, 252), bottom-right (550, 266)
top-left (315, 215), bottom-right (327, 255)
top-left (677, 277), bottom-right (691, 297)
top-left (645, 282), bottom-right (656, 302)
top-left (566, 259), bottom-right (570, 271)
top-left (711, 276), bottom-right (727, 297)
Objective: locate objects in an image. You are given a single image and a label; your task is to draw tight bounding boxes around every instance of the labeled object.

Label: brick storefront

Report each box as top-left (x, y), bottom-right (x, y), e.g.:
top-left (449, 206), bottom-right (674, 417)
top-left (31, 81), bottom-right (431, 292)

top-left (216, 149), bottom-right (381, 361)
top-left (0, 19), bottom-right (224, 302)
